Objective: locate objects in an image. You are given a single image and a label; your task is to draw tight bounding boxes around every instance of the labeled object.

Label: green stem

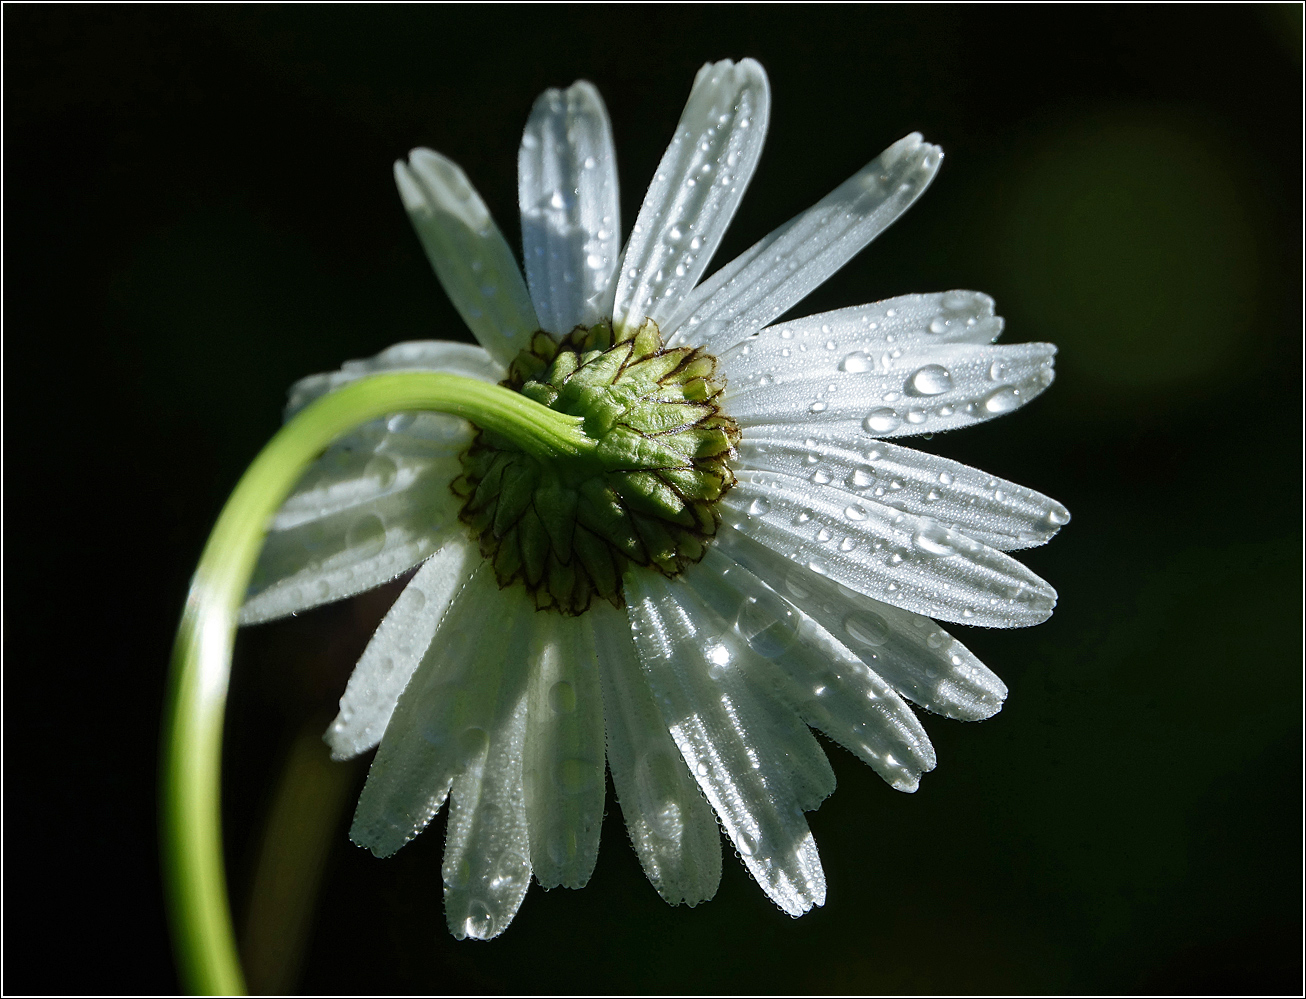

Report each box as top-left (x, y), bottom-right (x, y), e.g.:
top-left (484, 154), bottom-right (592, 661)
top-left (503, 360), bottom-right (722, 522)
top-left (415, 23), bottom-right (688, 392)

top-left (161, 372), bottom-right (591, 995)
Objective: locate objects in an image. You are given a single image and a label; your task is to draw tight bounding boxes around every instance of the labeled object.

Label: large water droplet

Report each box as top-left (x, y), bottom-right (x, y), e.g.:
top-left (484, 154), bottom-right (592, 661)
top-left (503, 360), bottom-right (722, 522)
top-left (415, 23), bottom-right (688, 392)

top-left (364, 455), bottom-right (399, 490)
top-left (840, 351), bottom-right (875, 373)
top-left (912, 520), bottom-right (957, 557)
top-left (983, 386), bottom-right (1021, 414)
top-left (346, 514), bottom-right (386, 557)
top-left (844, 611), bottom-right (891, 647)
top-left (548, 680), bottom-right (576, 714)
top-left (747, 497), bottom-right (772, 517)
top-left (736, 592), bottom-right (800, 659)
top-left (909, 364), bottom-right (953, 396)
top-left (863, 408), bottom-right (900, 434)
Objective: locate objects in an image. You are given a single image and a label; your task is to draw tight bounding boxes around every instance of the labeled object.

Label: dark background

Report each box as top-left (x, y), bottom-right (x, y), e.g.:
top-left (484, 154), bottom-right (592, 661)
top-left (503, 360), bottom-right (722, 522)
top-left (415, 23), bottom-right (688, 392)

top-left (6, 5), bottom-right (1302, 995)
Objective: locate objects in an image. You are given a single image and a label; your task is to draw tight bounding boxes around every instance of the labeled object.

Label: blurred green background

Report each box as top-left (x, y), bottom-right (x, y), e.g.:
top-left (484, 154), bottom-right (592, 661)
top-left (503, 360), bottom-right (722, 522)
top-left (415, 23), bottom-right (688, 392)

top-left (6, 6), bottom-right (1300, 994)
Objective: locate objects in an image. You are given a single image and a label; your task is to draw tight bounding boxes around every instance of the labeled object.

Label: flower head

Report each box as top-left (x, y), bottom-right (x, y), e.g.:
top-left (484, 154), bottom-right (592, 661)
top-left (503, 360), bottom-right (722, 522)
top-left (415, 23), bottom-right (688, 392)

top-left (241, 59), bottom-right (1067, 939)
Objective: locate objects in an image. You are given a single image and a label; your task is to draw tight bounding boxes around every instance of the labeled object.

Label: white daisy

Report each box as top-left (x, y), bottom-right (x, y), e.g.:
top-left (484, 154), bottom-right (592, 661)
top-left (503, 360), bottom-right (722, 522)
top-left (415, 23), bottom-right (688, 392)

top-left (240, 58), bottom-right (1068, 940)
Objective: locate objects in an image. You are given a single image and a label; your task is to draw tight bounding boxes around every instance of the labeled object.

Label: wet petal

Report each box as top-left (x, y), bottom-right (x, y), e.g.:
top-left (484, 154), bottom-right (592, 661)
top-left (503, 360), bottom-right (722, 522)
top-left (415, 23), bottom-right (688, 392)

top-left (684, 548), bottom-right (936, 789)
top-left (666, 133), bottom-right (941, 349)
top-left (720, 470), bottom-right (1057, 628)
top-left (350, 566), bottom-right (535, 858)
top-left (519, 81), bottom-right (622, 334)
top-left (716, 525), bottom-right (1009, 720)
top-left (325, 537), bottom-right (478, 760)
top-left (735, 434), bottom-right (1069, 551)
top-left (240, 445), bottom-right (466, 625)
top-left (718, 290), bottom-right (1005, 382)
top-left (723, 341), bottom-right (1057, 438)
top-left (593, 601), bottom-right (721, 906)
top-left (626, 568), bottom-right (829, 917)
top-left (613, 58), bottom-right (769, 335)
top-left (443, 693), bottom-right (533, 941)
top-left (284, 341), bottom-right (504, 420)
top-left (523, 613), bottom-right (606, 889)
top-left (396, 150), bottom-right (539, 366)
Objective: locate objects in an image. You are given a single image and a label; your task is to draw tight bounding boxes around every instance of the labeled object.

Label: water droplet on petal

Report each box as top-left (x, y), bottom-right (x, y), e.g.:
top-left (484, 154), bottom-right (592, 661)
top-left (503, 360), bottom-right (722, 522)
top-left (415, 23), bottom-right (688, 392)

top-left (909, 364), bottom-right (953, 396)
top-left (840, 351), bottom-right (875, 373)
top-left (912, 521), bottom-right (957, 557)
top-left (983, 386), bottom-right (1021, 414)
top-left (747, 498), bottom-right (772, 516)
top-left (844, 611), bottom-right (891, 647)
top-left (863, 409), bottom-right (900, 434)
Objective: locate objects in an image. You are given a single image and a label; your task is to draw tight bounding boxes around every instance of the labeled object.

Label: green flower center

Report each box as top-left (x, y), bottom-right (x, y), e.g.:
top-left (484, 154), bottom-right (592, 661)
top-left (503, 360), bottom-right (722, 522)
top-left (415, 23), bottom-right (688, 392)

top-left (452, 319), bottom-right (740, 615)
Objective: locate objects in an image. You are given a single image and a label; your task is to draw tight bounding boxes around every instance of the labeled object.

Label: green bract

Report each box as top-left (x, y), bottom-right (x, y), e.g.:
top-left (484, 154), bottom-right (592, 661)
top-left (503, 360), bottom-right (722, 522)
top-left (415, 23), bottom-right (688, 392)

top-left (453, 319), bottom-right (740, 614)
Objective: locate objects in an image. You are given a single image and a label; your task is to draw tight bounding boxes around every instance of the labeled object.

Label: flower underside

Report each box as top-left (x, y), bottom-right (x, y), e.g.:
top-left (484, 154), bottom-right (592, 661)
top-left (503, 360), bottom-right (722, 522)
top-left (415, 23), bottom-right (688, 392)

top-left (453, 319), bottom-right (741, 615)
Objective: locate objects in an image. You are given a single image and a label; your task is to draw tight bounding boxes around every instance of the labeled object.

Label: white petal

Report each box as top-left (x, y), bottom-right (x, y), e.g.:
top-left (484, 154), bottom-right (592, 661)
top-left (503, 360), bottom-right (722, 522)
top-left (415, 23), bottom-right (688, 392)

top-left (523, 612), bottom-right (606, 889)
top-left (593, 601), bottom-right (721, 906)
top-left (666, 133), bottom-right (942, 350)
top-left (324, 537), bottom-right (477, 760)
top-left (723, 341), bottom-right (1057, 437)
top-left (396, 150), bottom-right (539, 366)
top-left (685, 548), bottom-right (936, 790)
top-left (349, 566), bottom-right (534, 857)
top-left (735, 435), bottom-right (1070, 551)
top-left (284, 341), bottom-right (505, 420)
top-left (716, 524), bottom-right (1009, 720)
top-left (612, 59), bottom-right (770, 335)
top-left (718, 291), bottom-right (1006, 382)
top-left (443, 692), bottom-right (533, 941)
top-left (625, 568), bottom-right (829, 917)
top-left (518, 81), bottom-right (621, 334)
top-left (239, 445), bottom-right (466, 624)
top-left (720, 471), bottom-right (1057, 628)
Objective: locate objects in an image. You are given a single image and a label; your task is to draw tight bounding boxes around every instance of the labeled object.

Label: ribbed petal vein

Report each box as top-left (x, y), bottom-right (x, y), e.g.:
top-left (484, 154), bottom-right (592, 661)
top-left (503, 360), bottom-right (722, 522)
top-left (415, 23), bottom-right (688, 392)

top-left (625, 568), bottom-right (829, 917)
top-left (519, 81), bottom-right (622, 334)
top-left (720, 470), bottom-right (1056, 628)
top-left (665, 133), bottom-right (941, 350)
top-left (613, 58), bottom-right (770, 335)
top-left (593, 602), bottom-right (722, 906)
top-left (716, 525), bottom-right (1008, 720)
top-left (523, 612), bottom-right (606, 889)
top-left (683, 548), bottom-right (937, 790)
top-left (325, 537), bottom-right (478, 760)
top-left (396, 149), bottom-right (539, 366)
top-left (735, 435), bottom-right (1069, 551)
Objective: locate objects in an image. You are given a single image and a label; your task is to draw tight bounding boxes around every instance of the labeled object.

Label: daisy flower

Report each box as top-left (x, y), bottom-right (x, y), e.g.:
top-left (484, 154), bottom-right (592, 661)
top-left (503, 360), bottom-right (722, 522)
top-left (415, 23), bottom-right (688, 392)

top-left (240, 58), bottom-right (1068, 940)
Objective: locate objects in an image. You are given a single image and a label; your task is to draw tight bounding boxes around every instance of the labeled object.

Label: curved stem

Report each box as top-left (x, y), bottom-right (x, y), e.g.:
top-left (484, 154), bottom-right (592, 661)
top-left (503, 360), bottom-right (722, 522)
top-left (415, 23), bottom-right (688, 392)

top-left (161, 373), bottom-right (590, 994)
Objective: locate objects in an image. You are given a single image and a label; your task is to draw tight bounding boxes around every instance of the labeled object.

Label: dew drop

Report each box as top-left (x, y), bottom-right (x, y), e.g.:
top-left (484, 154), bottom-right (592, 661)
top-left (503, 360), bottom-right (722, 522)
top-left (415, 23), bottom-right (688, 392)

top-left (938, 471), bottom-right (954, 485)
top-left (365, 455), bottom-right (398, 490)
top-left (928, 317), bottom-right (948, 334)
top-left (345, 514), bottom-right (386, 557)
top-left (906, 409), bottom-right (928, 424)
top-left (912, 521), bottom-right (957, 557)
top-left (988, 360), bottom-right (1010, 381)
top-left (909, 364), bottom-right (954, 396)
top-left (747, 498), bottom-right (771, 516)
top-left (548, 680), bottom-right (577, 714)
top-left (848, 467), bottom-right (875, 488)
top-left (736, 593), bottom-right (799, 659)
top-left (809, 401), bottom-right (828, 413)
top-left (840, 351), bottom-right (875, 373)
top-left (982, 386), bottom-right (1021, 414)
top-left (863, 408), bottom-right (900, 434)
top-left (844, 504), bottom-right (868, 520)
top-left (843, 611), bottom-right (891, 647)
